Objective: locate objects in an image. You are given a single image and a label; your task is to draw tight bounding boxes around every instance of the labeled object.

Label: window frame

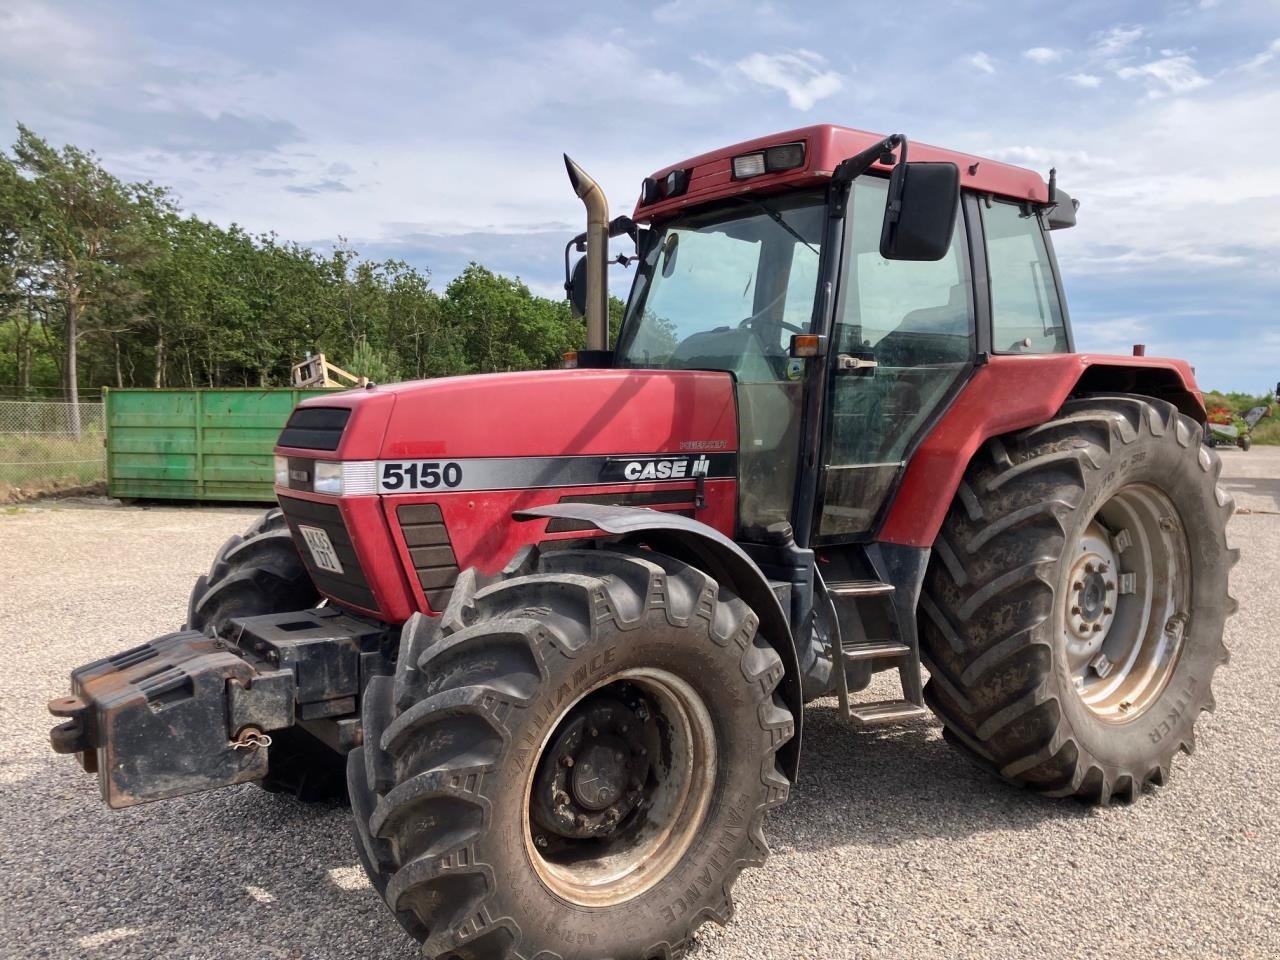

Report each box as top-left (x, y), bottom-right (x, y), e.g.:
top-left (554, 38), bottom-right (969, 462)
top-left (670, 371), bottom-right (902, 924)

top-left (978, 196), bottom-right (1074, 356)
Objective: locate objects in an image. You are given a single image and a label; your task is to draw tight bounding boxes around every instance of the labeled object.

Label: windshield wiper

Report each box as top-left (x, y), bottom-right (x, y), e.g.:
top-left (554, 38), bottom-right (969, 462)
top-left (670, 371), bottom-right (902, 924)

top-left (738, 197), bottom-right (819, 256)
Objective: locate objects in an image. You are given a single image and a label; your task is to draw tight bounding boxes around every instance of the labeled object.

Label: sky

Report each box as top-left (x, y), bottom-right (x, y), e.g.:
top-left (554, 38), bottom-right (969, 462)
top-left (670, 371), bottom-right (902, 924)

top-left (1, 0), bottom-right (1278, 392)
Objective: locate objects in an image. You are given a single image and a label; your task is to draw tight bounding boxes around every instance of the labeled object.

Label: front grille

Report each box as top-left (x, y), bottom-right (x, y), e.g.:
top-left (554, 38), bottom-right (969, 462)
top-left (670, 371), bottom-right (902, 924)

top-left (277, 494), bottom-right (377, 611)
top-left (396, 504), bottom-right (460, 610)
top-left (278, 407), bottom-right (351, 451)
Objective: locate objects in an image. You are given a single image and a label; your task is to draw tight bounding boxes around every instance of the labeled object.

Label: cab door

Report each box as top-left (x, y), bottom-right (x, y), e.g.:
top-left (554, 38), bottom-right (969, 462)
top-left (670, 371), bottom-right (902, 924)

top-left (816, 177), bottom-right (977, 540)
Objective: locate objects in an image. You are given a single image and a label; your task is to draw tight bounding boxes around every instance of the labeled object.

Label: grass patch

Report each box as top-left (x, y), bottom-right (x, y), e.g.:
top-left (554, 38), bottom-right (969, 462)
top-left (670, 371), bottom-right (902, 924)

top-left (0, 432), bottom-right (105, 500)
top-left (1250, 417), bottom-right (1280, 446)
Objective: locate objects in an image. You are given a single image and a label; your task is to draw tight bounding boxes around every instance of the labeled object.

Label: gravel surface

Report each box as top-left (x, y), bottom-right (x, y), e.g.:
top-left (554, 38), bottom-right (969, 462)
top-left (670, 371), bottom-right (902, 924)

top-left (2, 453), bottom-right (1277, 960)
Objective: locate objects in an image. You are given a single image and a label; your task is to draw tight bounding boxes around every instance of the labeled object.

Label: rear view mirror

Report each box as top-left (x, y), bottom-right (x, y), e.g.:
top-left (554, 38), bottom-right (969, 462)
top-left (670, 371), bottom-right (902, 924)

top-left (568, 256), bottom-right (587, 317)
top-left (880, 161), bottom-right (959, 261)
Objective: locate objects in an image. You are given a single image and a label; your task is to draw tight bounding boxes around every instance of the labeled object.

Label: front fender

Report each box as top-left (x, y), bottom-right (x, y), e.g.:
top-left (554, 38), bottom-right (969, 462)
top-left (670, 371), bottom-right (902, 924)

top-left (514, 503), bottom-right (803, 781)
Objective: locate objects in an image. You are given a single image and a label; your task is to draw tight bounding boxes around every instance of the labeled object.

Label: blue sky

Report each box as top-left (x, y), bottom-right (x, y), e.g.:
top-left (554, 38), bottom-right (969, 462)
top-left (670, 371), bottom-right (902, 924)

top-left (1, 0), bottom-right (1277, 391)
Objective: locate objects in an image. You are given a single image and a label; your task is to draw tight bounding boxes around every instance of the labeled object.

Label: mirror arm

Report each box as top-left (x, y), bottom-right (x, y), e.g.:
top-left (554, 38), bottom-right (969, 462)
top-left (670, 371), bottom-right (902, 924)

top-left (563, 236), bottom-right (584, 298)
top-left (829, 134), bottom-right (905, 216)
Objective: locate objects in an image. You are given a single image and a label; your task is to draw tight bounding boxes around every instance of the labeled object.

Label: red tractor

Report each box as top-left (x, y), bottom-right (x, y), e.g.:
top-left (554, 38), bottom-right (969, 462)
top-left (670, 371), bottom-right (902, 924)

top-left (49, 125), bottom-right (1236, 960)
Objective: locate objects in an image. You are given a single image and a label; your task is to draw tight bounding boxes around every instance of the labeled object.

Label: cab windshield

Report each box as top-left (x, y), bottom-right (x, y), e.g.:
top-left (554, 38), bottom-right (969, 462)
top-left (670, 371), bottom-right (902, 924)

top-left (616, 190), bottom-right (825, 381)
top-left (616, 191), bottom-right (825, 533)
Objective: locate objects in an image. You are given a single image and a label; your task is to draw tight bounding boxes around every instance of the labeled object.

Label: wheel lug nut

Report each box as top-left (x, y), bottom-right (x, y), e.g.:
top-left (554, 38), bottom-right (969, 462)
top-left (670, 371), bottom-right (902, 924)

top-left (589, 727), bottom-right (599, 738)
top-left (1071, 606), bottom-right (1081, 615)
top-left (576, 814), bottom-right (590, 828)
top-left (1091, 624), bottom-right (1102, 633)
top-left (1073, 581), bottom-right (1084, 591)
top-left (560, 755), bottom-right (574, 768)
top-left (535, 835), bottom-right (548, 848)
top-left (555, 791), bottom-right (571, 806)
top-left (619, 723), bottom-right (628, 733)
top-left (1106, 581), bottom-right (1115, 591)
top-left (1084, 562), bottom-right (1095, 574)
top-left (1104, 607), bottom-right (1113, 616)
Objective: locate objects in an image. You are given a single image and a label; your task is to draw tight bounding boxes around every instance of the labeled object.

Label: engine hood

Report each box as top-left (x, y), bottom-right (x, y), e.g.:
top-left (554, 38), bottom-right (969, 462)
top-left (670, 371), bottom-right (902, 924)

top-left (277, 368), bottom-right (739, 462)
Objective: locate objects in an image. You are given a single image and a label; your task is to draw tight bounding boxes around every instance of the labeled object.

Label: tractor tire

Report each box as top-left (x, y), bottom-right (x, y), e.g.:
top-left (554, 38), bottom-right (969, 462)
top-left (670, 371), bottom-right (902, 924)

top-left (1240, 434), bottom-right (1253, 452)
top-left (350, 544), bottom-right (794, 960)
top-left (187, 508), bottom-right (344, 802)
top-left (920, 395), bottom-right (1236, 804)
top-left (186, 508), bottom-right (319, 635)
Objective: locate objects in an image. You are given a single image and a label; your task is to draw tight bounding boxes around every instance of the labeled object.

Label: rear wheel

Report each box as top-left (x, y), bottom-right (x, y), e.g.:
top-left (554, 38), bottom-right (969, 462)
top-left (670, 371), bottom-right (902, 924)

top-left (921, 396), bottom-right (1237, 803)
top-left (350, 544), bottom-right (793, 959)
top-left (187, 509), bottom-right (343, 801)
top-left (1240, 434), bottom-right (1253, 451)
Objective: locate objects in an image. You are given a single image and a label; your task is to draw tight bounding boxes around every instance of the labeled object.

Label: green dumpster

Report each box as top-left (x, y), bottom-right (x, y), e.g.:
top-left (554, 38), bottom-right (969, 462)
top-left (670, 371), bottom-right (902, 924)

top-left (105, 388), bottom-right (337, 501)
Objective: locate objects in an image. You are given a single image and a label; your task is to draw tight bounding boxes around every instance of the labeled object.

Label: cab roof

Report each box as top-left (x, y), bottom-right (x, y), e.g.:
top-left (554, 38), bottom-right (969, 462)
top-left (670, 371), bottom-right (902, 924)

top-left (634, 123), bottom-right (1048, 221)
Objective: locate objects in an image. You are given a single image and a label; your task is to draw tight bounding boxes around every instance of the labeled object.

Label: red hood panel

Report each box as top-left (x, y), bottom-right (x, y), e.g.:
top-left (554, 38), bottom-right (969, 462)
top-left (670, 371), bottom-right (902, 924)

top-left (289, 369), bottom-right (738, 460)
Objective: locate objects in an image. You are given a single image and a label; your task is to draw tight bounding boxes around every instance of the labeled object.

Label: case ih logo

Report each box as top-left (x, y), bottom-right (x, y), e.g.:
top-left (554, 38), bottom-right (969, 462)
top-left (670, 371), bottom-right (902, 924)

top-left (600, 453), bottom-right (733, 483)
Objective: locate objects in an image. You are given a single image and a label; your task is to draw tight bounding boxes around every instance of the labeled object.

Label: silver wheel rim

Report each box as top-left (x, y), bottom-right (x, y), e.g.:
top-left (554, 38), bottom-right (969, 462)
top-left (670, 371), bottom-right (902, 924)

top-left (522, 667), bottom-right (717, 907)
top-left (1063, 483), bottom-right (1192, 722)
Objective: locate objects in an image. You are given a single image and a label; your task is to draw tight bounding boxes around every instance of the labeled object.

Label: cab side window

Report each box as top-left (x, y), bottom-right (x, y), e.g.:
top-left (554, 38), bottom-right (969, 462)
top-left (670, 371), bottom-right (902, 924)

top-left (983, 201), bottom-right (1068, 353)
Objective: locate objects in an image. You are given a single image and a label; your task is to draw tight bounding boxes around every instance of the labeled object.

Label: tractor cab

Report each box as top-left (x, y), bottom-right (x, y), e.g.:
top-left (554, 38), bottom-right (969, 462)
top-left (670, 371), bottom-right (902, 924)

top-left (594, 126), bottom-right (1077, 544)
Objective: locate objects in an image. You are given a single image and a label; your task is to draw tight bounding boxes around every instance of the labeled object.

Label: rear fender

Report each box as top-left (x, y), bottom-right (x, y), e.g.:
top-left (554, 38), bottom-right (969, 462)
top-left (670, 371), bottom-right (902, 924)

top-left (514, 503), bottom-right (803, 781)
top-left (879, 354), bottom-right (1206, 549)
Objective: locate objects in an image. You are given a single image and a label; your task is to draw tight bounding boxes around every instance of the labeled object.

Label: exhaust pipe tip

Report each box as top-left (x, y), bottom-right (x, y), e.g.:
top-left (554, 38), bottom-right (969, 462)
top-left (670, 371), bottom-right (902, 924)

top-left (564, 154), bottom-right (610, 353)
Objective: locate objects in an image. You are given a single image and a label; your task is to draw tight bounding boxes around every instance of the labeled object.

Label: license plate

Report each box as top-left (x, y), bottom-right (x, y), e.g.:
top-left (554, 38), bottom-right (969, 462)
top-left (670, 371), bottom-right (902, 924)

top-left (298, 525), bottom-right (344, 575)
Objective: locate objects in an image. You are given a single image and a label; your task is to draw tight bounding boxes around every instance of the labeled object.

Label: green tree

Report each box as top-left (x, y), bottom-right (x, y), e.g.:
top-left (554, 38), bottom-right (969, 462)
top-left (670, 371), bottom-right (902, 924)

top-left (8, 125), bottom-right (165, 432)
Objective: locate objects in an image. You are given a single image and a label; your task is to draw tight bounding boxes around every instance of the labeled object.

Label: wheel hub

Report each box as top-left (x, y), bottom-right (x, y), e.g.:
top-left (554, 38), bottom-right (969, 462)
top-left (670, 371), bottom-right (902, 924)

top-left (530, 692), bottom-right (652, 840)
top-left (522, 668), bottom-right (717, 907)
top-left (1063, 485), bottom-right (1191, 722)
top-left (1065, 523), bottom-right (1118, 653)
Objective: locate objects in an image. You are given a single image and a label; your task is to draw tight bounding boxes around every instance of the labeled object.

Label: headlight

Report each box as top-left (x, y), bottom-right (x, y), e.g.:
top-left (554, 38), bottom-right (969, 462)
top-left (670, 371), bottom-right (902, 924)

top-left (313, 460), bottom-right (344, 495)
top-left (274, 455), bottom-right (289, 486)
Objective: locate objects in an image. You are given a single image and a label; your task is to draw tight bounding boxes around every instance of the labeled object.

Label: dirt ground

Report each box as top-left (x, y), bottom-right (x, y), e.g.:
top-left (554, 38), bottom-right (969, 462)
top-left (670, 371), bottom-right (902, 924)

top-left (1, 448), bottom-right (1276, 959)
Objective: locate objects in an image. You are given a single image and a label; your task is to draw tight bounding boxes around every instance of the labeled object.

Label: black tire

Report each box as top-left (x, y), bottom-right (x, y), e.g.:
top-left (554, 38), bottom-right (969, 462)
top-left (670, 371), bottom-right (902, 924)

top-left (187, 508), bottom-right (344, 802)
top-left (351, 544), bottom-right (794, 960)
top-left (186, 508), bottom-right (319, 635)
top-left (1240, 434), bottom-right (1253, 451)
top-left (920, 395), bottom-right (1237, 804)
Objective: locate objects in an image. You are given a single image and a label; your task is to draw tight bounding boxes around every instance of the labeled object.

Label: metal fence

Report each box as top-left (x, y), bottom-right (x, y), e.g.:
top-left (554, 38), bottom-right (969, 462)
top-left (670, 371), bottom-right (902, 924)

top-left (0, 400), bottom-right (106, 493)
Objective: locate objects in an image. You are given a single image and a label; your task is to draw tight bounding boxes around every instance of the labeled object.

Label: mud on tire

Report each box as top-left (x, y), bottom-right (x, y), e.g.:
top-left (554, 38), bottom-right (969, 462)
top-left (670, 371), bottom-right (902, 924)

top-left (187, 509), bottom-right (343, 802)
top-left (350, 544), bottom-right (794, 960)
top-left (920, 395), bottom-right (1237, 804)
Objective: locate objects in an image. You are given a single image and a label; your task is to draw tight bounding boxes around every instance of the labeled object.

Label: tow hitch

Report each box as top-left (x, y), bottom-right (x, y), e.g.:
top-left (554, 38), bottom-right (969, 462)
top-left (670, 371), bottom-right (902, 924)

top-left (48, 608), bottom-right (387, 808)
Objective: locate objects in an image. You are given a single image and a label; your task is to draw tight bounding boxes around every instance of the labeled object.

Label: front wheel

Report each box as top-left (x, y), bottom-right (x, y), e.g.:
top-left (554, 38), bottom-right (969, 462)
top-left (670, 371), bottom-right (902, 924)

top-left (1240, 434), bottom-right (1253, 451)
top-left (350, 545), bottom-right (793, 960)
top-left (921, 396), bottom-right (1237, 804)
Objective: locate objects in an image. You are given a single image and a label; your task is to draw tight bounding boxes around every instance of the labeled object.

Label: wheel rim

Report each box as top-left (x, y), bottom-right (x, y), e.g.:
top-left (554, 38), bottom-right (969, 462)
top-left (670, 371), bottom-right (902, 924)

top-left (522, 667), bottom-right (717, 907)
top-left (1063, 483), bottom-right (1192, 722)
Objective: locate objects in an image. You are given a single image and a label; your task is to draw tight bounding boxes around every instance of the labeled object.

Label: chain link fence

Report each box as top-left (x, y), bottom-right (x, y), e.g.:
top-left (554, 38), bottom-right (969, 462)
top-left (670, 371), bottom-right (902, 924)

top-left (0, 400), bottom-right (106, 496)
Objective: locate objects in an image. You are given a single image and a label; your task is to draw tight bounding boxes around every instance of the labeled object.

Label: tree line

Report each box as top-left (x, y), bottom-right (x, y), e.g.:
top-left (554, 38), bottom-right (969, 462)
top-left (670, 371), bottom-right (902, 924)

top-left (0, 125), bottom-right (619, 431)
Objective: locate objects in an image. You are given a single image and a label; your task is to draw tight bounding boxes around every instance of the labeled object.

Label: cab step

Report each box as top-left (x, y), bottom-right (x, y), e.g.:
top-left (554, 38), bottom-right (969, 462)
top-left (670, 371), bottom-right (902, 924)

top-left (841, 640), bottom-right (911, 662)
top-left (848, 700), bottom-right (931, 727)
top-left (827, 579), bottom-right (896, 598)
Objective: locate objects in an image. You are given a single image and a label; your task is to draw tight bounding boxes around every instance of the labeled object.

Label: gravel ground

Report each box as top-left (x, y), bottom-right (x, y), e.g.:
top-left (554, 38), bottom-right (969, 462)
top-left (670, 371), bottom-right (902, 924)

top-left (2, 450), bottom-right (1277, 960)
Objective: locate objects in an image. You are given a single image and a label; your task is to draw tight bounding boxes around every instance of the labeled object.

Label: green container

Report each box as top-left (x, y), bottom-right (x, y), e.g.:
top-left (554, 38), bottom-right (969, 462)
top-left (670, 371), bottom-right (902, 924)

top-left (105, 387), bottom-right (335, 501)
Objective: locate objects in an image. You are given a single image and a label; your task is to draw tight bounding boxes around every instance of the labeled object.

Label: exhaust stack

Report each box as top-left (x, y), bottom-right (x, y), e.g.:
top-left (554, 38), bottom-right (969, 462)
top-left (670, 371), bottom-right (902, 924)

top-left (564, 154), bottom-right (609, 352)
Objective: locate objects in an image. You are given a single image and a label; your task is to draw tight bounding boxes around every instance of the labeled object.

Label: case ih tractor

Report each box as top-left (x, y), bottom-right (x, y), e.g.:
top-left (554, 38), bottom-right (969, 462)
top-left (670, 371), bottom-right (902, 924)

top-left (49, 125), bottom-right (1236, 960)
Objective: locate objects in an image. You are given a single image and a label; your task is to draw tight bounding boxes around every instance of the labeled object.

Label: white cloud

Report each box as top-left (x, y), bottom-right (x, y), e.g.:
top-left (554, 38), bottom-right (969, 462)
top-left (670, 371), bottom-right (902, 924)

top-left (1117, 55), bottom-right (1210, 97)
top-left (1068, 73), bottom-right (1104, 88)
top-left (965, 51), bottom-right (996, 75)
top-left (734, 50), bottom-right (843, 110)
top-left (1023, 47), bottom-right (1065, 64)
top-left (1240, 38), bottom-right (1280, 71)
top-left (1093, 25), bottom-right (1146, 60)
